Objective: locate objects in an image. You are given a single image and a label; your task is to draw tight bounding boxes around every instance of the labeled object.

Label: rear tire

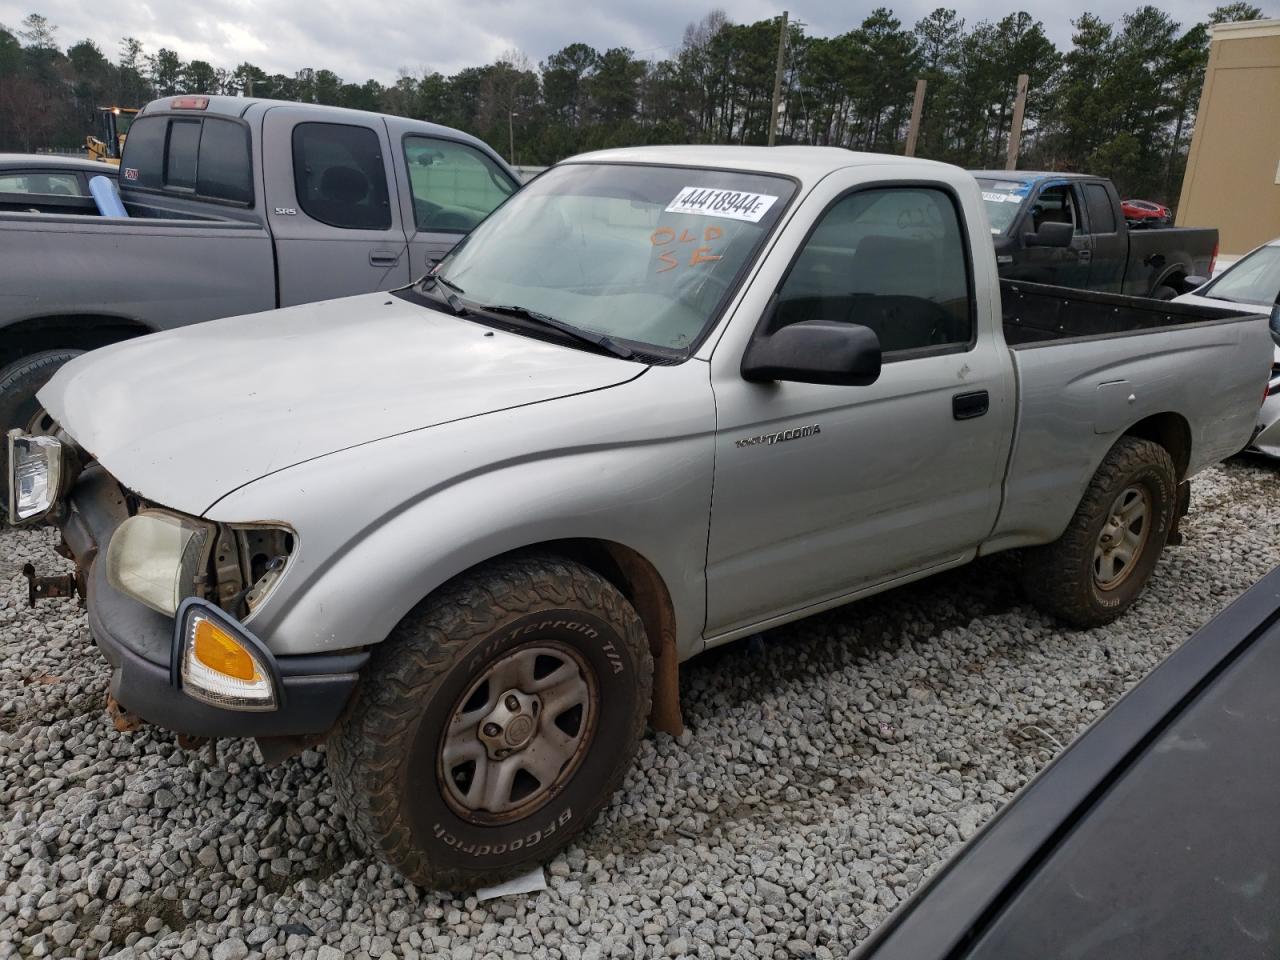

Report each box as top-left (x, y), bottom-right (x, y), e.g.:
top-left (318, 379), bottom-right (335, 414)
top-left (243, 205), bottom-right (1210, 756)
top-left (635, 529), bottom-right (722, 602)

top-left (1021, 436), bottom-right (1176, 628)
top-left (328, 555), bottom-right (652, 890)
top-left (1152, 284), bottom-right (1179, 300)
top-left (0, 350), bottom-right (83, 518)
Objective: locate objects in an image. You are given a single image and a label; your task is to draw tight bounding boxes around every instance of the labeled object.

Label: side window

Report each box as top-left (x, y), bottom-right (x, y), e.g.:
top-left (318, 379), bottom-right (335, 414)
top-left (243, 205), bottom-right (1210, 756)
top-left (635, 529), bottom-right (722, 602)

top-left (1030, 185), bottom-right (1083, 234)
top-left (403, 136), bottom-right (515, 233)
top-left (1084, 183), bottom-right (1117, 234)
top-left (773, 187), bottom-right (973, 355)
top-left (292, 122), bottom-right (391, 230)
top-left (0, 173), bottom-right (87, 196)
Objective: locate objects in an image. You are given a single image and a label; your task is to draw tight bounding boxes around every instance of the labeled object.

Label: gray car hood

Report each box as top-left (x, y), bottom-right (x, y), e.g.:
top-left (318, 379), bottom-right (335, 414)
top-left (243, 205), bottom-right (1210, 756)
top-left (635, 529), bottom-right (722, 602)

top-left (40, 292), bottom-right (641, 515)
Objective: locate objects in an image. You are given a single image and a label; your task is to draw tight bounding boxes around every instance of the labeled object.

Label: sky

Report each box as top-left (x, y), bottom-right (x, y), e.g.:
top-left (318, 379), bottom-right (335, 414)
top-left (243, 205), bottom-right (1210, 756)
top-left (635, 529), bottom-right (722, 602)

top-left (2, 0), bottom-right (1277, 85)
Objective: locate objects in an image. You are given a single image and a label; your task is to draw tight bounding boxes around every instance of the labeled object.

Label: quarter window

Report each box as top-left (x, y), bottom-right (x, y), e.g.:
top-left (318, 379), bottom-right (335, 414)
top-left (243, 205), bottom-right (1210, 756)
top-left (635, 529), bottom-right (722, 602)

top-left (292, 122), bottom-right (391, 230)
top-left (403, 136), bottom-right (515, 233)
top-left (773, 187), bottom-right (973, 355)
top-left (1084, 183), bottom-right (1117, 234)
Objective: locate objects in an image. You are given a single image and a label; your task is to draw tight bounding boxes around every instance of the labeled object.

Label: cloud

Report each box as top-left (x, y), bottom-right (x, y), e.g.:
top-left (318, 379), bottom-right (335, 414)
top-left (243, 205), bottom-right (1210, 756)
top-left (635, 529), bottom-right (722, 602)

top-left (1, 0), bottom-right (1270, 84)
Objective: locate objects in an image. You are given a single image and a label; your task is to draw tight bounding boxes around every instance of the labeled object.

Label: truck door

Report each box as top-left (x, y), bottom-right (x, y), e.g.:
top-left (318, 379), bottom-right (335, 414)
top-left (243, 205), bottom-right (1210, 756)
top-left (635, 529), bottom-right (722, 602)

top-left (1019, 182), bottom-right (1092, 289)
top-left (1081, 181), bottom-right (1126, 293)
top-left (389, 129), bottom-right (518, 278)
top-left (262, 106), bottom-right (411, 307)
top-left (704, 181), bottom-right (1016, 639)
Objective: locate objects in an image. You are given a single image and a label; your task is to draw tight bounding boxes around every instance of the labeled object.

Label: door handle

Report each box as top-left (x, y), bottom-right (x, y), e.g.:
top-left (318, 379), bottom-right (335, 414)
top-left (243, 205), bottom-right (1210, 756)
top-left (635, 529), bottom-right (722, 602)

top-left (953, 390), bottom-right (990, 420)
top-left (369, 251), bottom-right (401, 267)
top-left (1077, 250), bottom-right (1092, 262)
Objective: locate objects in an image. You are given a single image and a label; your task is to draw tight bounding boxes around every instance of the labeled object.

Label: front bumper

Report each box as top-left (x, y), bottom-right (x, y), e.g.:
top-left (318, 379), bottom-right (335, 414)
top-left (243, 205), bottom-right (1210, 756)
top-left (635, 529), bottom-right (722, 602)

top-left (58, 465), bottom-right (368, 739)
top-left (1248, 379), bottom-right (1280, 459)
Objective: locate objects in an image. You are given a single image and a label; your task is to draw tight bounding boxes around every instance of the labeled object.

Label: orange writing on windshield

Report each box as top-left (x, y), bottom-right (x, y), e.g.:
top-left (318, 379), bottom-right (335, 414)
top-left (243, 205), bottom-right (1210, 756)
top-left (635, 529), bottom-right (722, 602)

top-left (651, 225), bottom-right (725, 272)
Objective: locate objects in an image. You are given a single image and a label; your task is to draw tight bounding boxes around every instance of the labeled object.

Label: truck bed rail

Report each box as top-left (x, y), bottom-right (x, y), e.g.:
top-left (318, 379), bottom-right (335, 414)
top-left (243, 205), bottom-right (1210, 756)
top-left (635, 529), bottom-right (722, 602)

top-left (1001, 279), bottom-right (1258, 347)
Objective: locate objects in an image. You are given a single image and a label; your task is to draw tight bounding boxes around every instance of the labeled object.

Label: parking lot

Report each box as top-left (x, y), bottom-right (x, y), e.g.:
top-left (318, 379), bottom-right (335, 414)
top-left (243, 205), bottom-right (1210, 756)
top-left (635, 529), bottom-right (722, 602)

top-left (2, 456), bottom-right (1276, 960)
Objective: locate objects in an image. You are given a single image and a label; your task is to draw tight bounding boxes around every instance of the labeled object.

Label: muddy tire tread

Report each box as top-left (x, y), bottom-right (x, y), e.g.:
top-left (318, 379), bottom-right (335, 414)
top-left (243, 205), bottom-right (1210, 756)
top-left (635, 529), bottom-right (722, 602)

top-left (1021, 436), bottom-right (1175, 628)
top-left (327, 554), bottom-right (651, 889)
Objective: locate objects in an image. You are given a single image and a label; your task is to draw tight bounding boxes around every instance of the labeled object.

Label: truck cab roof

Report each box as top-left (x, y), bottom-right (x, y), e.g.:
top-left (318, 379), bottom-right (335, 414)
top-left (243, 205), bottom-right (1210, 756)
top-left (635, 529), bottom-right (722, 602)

top-left (970, 170), bottom-right (1097, 183)
top-left (138, 94), bottom-right (499, 151)
top-left (568, 144), bottom-right (959, 186)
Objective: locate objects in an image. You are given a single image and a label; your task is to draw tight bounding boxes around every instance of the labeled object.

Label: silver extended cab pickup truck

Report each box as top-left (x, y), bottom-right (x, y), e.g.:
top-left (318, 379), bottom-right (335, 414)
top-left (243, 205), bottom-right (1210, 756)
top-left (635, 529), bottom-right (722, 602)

top-left (0, 94), bottom-right (518, 478)
top-left (8, 146), bottom-right (1271, 890)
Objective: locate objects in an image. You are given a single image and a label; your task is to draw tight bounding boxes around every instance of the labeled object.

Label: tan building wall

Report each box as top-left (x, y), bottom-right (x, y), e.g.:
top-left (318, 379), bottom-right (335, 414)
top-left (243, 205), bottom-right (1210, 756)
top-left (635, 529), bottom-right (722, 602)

top-left (1177, 19), bottom-right (1280, 256)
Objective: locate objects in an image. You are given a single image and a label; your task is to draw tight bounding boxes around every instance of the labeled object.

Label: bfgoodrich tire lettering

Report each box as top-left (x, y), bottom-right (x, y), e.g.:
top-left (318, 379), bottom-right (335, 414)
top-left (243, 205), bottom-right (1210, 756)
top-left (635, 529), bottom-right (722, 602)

top-left (328, 555), bottom-right (652, 890)
top-left (1021, 436), bottom-right (1176, 628)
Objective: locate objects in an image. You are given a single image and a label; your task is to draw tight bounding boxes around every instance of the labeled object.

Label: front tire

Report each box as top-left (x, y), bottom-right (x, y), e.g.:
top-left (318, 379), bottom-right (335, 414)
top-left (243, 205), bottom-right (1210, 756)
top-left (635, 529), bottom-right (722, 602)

top-left (1021, 436), bottom-right (1176, 628)
top-left (328, 555), bottom-right (652, 890)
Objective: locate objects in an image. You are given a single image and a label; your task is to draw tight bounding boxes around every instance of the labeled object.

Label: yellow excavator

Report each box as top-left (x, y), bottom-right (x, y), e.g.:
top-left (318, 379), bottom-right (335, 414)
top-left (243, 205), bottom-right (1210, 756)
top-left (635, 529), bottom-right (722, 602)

top-left (85, 106), bottom-right (139, 165)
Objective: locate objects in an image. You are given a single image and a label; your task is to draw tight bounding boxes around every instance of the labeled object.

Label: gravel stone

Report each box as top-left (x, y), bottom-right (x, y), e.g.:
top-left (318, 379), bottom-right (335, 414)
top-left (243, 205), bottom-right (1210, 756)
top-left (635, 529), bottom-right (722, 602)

top-left (2, 460), bottom-right (1277, 959)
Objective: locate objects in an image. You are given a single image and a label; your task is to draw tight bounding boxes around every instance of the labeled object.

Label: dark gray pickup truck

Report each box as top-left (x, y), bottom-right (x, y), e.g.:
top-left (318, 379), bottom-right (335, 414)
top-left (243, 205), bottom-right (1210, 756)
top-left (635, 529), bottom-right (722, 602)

top-left (0, 95), bottom-right (518, 464)
top-left (972, 171), bottom-right (1218, 299)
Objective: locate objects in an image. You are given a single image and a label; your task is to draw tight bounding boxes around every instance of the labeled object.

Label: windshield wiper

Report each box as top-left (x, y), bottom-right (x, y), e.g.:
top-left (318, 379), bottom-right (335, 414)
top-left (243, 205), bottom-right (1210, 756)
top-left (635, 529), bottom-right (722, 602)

top-left (480, 305), bottom-right (634, 360)
top-left (419, 274), bottom-right (468, 315)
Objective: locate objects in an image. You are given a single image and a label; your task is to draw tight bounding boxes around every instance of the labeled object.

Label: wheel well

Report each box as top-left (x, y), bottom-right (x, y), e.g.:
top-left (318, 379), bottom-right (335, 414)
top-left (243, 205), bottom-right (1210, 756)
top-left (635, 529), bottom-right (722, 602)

top-left (0, 316), bottom-right (155, 369)
top-left (1123, 412), bottom-right (1191, 479)
top-left (461, 538), bottom-right (684, 736)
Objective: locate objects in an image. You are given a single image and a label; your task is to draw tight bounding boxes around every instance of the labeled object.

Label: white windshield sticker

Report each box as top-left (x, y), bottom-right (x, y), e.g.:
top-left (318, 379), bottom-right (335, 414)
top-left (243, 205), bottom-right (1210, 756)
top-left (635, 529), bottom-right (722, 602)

top-left (982, 191), bottom-right (1022, 204)
top-left (665, 186), bottom-right (778, 222)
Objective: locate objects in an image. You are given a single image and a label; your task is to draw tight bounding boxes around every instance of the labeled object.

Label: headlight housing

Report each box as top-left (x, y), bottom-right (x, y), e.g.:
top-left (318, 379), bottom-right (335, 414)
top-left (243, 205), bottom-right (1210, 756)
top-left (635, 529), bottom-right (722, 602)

top-left (105, 507), bottom-right (296, 620)
top-left (106, 510), bottom-right (215, 616)
top-left (7, 431), bottom-right (67, 523)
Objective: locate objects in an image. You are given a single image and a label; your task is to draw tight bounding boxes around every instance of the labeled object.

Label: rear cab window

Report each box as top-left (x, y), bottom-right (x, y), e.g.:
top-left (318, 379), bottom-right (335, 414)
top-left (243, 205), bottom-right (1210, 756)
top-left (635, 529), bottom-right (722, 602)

top-left (121, 114), bottom-right (253, 206)
top-left (403, 136), bottom-right (516, 233)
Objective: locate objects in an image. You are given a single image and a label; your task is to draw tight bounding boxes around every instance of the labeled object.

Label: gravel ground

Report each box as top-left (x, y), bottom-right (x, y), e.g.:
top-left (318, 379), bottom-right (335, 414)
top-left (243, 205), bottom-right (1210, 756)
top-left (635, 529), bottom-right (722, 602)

top-left (1, 457), bottom-right (1277, 960)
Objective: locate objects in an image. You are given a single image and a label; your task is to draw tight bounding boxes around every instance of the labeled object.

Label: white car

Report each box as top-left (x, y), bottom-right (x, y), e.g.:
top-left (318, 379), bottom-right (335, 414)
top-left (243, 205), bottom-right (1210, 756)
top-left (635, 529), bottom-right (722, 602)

top-left (1175, 238), bottom-right (1280, 457)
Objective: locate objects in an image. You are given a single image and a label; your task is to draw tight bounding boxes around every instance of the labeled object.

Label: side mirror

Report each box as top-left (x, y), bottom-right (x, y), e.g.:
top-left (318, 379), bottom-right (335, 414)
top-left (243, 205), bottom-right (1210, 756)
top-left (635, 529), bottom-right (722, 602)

top-left (1025, 221), bottom-right (1074, 248)
top-left (1183, 275), bottom-right (1208, 290)
top-left (1270, 304), bottom-right (1280, 349)
top-left (741, 320), bottom-right (881, 386)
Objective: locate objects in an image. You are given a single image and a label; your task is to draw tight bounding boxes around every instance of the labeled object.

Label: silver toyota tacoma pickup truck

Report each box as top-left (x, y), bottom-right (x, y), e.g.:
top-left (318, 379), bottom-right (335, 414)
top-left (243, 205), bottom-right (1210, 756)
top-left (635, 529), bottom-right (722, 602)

top-left (8, 146), bottom-right (1272, 890)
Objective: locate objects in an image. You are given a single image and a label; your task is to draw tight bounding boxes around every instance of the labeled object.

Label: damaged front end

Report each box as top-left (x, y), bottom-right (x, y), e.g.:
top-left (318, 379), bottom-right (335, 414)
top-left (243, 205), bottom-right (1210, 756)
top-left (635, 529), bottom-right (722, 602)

top-left (7, 428), bottom-right (366, 751)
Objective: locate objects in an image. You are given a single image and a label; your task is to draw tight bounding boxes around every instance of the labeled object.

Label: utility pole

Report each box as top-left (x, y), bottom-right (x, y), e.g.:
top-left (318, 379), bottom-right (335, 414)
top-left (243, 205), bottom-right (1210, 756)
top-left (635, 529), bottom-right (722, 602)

top-left (508, 108), bottom-right (516, 166)
top-left (768, 10), bottom-right (788, 146)
top-left (1006, 73), bottom-right (1029, 171)
top-left (904, 78), bottom-right (926, 157)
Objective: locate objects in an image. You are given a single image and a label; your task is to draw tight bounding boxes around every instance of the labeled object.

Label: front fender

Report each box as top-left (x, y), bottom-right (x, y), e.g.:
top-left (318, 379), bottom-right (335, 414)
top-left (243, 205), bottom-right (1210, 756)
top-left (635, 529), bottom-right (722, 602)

top-left (205, 364), bottom-right (717, 662)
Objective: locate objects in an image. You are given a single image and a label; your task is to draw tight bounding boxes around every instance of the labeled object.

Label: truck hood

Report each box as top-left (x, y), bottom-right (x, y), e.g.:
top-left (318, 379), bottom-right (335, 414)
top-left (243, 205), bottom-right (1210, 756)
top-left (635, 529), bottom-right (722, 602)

top-left (40, 292), bottom-right (642, 515)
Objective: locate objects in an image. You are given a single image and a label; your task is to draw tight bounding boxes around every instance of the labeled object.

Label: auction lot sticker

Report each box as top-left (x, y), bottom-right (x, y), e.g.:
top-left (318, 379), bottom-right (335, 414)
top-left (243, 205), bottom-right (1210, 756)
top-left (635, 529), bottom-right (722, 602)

top-left (665, 187), bottom-right (778, 222)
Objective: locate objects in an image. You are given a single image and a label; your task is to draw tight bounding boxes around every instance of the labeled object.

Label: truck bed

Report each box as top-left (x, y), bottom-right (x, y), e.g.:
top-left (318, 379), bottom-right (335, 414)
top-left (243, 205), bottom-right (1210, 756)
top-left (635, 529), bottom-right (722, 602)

top-left (1000, 279), bottom-right (1252, 346)
top-left (0, 208), bottom-right (276, 336)
top-left (988, 279), bottom-right (1270, 557)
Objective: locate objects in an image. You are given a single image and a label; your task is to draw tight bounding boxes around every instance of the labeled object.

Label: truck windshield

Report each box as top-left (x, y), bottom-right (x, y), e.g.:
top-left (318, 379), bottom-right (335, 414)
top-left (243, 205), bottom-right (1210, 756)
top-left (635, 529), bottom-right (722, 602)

top-left (432, 163), bottom-right (795, 355)
top-left (1201, 244), bottom-right (1280, 305)
top-left (975, 178), bottom-right (1029, 235)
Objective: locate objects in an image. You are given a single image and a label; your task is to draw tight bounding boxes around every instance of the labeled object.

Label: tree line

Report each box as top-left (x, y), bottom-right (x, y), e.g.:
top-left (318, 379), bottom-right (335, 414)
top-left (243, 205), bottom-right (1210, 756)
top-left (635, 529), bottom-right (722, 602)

top-left (0, 3), bottom-right (1264, 203)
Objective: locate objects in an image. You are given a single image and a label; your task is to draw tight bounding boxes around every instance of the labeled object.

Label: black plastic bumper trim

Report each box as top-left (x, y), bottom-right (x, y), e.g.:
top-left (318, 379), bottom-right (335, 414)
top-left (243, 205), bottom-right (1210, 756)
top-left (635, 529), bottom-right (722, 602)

top-left (65, 465), bottom-right (369, 739)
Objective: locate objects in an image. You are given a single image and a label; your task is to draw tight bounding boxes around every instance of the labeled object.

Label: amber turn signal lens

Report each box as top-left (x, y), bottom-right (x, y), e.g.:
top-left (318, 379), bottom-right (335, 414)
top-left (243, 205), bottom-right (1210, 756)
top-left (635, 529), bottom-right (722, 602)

top-left (193, 618), bottom-right (260, 681)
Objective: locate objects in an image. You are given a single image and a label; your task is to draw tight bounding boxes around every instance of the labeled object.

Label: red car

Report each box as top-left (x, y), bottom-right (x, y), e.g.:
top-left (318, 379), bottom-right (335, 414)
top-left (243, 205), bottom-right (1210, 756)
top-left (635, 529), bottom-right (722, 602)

top-left (1121, 198), bottom-right (1172, 226)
